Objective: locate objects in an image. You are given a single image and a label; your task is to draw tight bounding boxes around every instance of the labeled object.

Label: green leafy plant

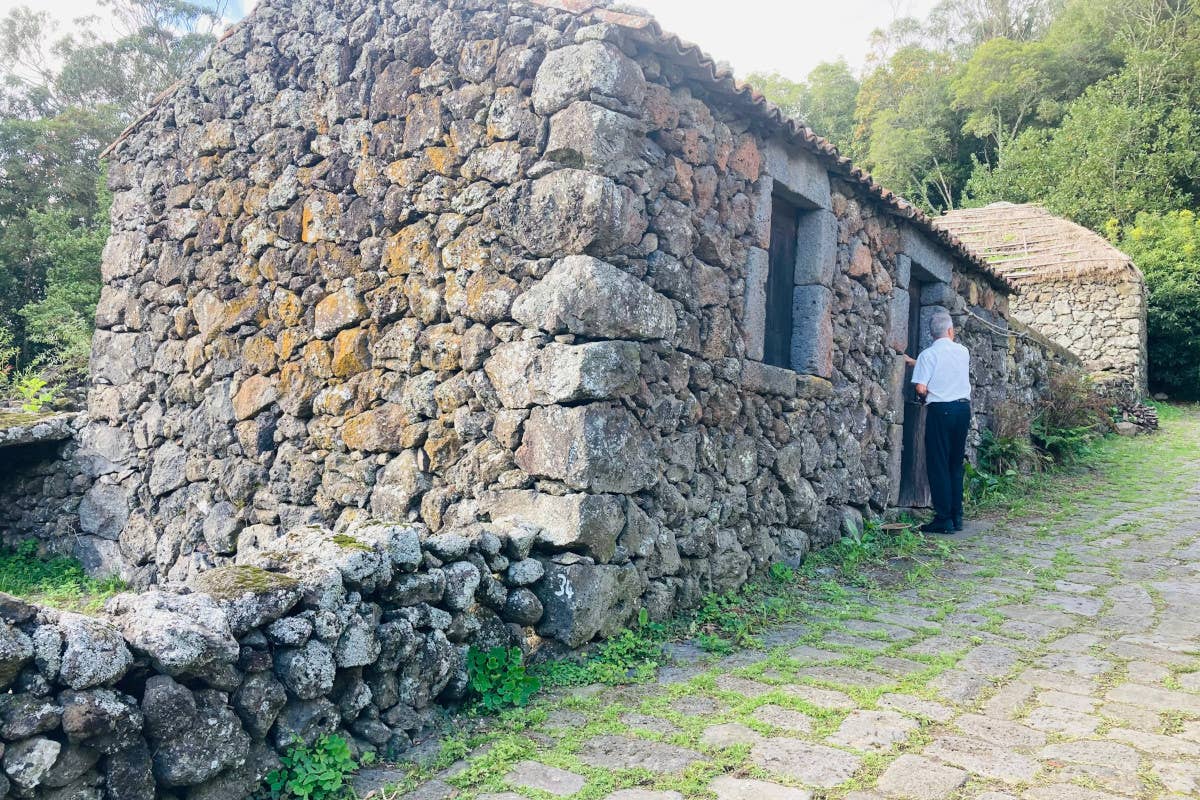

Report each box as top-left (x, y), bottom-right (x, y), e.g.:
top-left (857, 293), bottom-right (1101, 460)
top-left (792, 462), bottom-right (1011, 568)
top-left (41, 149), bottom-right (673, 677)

top-left (0, 540), bottom-right (124, 611)
top-left (768, 562), bottom-right (796, 583)
top-left (1031, 370), bottom-right (1108, 464)
top-left (14, 375), bottom-right (55, 413)
top-left (466, 646), bottom-right (540, 712)
top-left (260, 735), bottom-right (369, 800)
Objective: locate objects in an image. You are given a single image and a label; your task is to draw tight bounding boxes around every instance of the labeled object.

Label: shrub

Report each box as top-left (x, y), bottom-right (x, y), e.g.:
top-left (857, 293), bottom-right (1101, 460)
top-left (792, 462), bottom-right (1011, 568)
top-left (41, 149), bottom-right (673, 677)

top-left (14, 376), bottom-right (56, 413)
top-left (1031, 370), bottom-right (1109, 464)
top-left (978, 401), bottom-right (1043, 474)
top-left (466, 646), bottom-right (540, 712)
top-left (259, 735), bottom-right (370, 800)
top-left (1106, 210), bottom-right (1200, 399)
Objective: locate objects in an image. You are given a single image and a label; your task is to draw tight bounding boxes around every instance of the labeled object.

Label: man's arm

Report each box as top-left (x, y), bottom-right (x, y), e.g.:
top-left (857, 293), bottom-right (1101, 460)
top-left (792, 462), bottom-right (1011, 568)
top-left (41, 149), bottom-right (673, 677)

top-left (911, 351), bottom-right (933, 401)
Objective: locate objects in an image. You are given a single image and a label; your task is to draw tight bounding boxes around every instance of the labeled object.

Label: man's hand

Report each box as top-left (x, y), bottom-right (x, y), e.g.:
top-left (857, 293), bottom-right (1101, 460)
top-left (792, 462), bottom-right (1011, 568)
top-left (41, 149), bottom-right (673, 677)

top-left (890, 341), bottom-right (916, 367)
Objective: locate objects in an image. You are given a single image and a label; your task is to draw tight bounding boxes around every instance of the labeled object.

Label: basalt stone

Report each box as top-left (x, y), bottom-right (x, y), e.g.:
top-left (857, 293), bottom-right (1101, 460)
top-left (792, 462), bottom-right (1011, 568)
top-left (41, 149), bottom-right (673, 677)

top-left (0, 693), bottom-right (62, 739)
top-left (59, 689), bottom-right (143, 754)
top-left (111, 592), bottom-right (239, 679)
top-left (150, 693), bottom-right (249, 788)
top-left (511, 255), bottom-right (673, 341)
top-left (546, 101), bottom-right (647, 176)
top-left (507, 172), bottom-right (647, 258)
top-left (532, 41), bottom-right (647, 115)
top-left (57, 613), bottom-right (132, 690)
top-left (273, 640), bottom-right (336, 701)
top-left (534, 560), bottom-right (640, 648)
top-left (485, 340), bottom-right (641, 409)
top-left (0, 622), bottom-right (34, 689)
top-left (271, 697), bottom-right (341, 750)
top-left (517, 403), bottom-right (656, 494)
top-left (103, 740), bottom-right (155, 800)
top-left (488, 490), bottom-right (625, 563)
top-left (232, 672), bottom-right (287, 739)
top-left (502, 588), bottom-right (543, 626)
top-left (4, 736), bottom-right (61, 791)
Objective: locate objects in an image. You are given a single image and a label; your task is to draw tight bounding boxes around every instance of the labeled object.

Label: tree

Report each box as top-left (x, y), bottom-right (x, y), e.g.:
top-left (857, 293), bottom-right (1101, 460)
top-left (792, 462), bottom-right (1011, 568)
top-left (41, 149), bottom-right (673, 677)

top-left (0, 0), bottom-right (225, 381)
top-left (855, 46), bottom-right (964, 211)
top-left (929, 0), bottom-right (1061, 52)
top-left (1108, 211), bottom-right (1200, 398)
top-left (747, 61), bottom-right (859, 154)
top-left (951, 38), bottom-right (1054, 164)
top-left (964, 0), bottom-right (1200, 228)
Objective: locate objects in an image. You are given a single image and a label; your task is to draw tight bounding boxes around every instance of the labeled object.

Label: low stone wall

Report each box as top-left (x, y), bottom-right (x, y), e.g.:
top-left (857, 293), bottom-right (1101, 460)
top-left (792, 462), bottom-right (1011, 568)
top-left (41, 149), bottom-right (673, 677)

top-left (0, 414), bottom-right (95, 567)
top-left (0, 519), bottom-right (567, 799)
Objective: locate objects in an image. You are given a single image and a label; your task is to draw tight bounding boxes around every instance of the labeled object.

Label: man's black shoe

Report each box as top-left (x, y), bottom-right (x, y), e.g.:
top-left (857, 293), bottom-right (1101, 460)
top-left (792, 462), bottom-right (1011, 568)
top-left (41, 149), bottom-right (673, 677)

top-left (920, 521), bottom-right (955, 534)
top-left (953, 519), bottom-right (964, 532)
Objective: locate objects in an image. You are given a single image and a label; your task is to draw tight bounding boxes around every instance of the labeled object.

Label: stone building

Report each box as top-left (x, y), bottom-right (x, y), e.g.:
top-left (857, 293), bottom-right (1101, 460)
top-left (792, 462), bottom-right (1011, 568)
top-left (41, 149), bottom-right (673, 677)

top-left (0, 2), bottom-right (1093, 794)
top-left (7, 0), bottom-right (1078, 642)
top-left (935, 203), bottom-right (1147, 399)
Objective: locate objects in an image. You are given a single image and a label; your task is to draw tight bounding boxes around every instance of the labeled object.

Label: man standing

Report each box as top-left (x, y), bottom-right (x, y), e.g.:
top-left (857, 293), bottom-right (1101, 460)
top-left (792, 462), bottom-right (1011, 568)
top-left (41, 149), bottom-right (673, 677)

top-left (905, 309), bottom-right (971, 534)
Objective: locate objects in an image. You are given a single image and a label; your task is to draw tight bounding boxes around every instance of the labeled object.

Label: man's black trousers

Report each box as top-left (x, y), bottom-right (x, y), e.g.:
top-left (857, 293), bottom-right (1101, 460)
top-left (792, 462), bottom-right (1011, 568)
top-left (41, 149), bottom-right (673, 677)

top-left (925, 400), bottom-right (972, 528)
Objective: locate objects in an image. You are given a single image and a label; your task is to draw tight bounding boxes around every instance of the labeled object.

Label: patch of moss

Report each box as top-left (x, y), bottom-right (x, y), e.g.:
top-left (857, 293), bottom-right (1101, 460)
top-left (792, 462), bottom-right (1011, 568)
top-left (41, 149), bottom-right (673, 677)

top-left (193, 565), bottom-right (299, 600)
top-left (0, 410), bottom-right (57, 428)
top-left (331, 533), bottom-right (373, 552)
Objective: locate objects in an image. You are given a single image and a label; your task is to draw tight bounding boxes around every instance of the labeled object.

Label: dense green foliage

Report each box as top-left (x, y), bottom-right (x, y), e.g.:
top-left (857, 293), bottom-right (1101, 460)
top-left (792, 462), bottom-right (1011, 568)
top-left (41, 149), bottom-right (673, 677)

top-left (0, 539), bottom-right (125, 610)
top-left (968, 371), bottom-right (1113, 506)
top-left (259, 735), bottom-right (371, 800)
top-left (750, 0), bottom-right (1200, 226)
top-left (0, 0), bottom-right (223, 395)
top-left (1107, 211), bottom-right (1200, 397)
top-left (465, 646), bottom-right (541, 712)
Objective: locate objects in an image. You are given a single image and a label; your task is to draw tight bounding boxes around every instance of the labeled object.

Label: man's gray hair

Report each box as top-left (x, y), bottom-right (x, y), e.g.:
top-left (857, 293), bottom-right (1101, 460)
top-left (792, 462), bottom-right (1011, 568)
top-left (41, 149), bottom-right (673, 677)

top-left (929, 309), bottom-right (954, 339)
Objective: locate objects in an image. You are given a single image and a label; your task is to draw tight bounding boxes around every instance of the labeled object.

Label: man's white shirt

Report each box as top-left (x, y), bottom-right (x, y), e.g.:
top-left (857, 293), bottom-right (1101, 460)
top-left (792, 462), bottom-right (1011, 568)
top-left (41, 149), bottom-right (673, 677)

top-left (912, 337), bottom-right (971, 403)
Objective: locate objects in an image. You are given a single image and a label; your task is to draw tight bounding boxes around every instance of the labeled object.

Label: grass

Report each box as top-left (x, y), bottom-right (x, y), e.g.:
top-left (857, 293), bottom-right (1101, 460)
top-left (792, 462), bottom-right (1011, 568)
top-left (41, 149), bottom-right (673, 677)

top-left (0, 540), bottom-right (125, 612)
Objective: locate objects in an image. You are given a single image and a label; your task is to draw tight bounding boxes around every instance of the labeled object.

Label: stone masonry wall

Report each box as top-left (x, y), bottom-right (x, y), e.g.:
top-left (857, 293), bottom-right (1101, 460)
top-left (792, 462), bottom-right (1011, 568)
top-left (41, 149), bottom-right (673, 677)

top-left (1014, 278), bottom-right (1147, 400)
top-left (69, 0), bottom-right (1076, 649)
top-left (0, 522), bottom-right (543, 800)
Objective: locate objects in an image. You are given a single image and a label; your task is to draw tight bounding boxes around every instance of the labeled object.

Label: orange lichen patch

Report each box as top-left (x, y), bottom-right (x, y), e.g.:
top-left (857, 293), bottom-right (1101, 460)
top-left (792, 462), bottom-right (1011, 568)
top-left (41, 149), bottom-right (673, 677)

top-left (383, 221), bottom-right (439, 277)
top-left (243, 186), bottom-right (268, 216)
top-left (275, 328), bottom-right (306, 362)
top-left (332, 327), bottom-right (372, 377)
top-left (423, 145), bottom-right (460, 176)
top-left (301, 191), bottom-right (342, 243)
top-left (273, 290), bottom-right (304, 327)
top-left (342, 404), bottom-right (409, 453)
top-left (243, 334), bottom-right (278, 374)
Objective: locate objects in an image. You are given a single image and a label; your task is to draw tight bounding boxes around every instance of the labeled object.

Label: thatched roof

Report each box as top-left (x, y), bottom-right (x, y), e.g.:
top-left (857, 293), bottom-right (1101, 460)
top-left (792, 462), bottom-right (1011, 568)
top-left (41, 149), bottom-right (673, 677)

top-left (99, 0), bottom-right (1015, 294)
top-left (933, 203), bottom-right (1142, 285)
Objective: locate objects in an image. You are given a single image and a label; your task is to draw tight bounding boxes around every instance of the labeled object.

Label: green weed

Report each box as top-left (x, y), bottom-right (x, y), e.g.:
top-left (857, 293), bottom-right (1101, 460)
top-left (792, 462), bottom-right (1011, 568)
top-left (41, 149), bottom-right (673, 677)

top-left (0, 540), bottom-right (124, 611)
top-left (258, 735), bottom-right (370, 800)
top-left (467, 646), bottom-right (541, 712)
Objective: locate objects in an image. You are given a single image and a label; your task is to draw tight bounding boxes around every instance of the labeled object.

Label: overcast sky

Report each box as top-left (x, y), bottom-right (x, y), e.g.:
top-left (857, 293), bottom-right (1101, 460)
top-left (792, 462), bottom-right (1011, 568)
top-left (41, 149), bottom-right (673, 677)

top-left (7, 0), bottom-right (939, 80)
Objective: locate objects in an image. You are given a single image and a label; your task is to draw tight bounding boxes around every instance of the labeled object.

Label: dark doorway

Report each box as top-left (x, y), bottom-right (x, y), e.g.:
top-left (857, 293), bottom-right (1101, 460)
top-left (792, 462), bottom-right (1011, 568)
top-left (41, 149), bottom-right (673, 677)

top-left (764, 194), bottom-right (799, 369)
top-left (898, 279), bottom-right (931, 508)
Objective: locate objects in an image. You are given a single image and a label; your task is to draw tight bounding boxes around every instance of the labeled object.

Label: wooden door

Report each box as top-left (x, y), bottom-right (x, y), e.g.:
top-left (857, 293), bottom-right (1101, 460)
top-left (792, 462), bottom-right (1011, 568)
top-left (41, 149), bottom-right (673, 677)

top-left (898, 280), bottom-right (931, 508)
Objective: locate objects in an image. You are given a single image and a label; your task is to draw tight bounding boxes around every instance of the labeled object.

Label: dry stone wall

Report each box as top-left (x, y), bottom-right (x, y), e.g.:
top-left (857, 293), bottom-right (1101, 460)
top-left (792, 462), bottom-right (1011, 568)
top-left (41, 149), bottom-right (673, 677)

top-left (1014, 278), bottom-right (1147, 399)
top-left (0, 521), bottom-right (536, 799)
top-left (62, 0), bottom-right (1075, 654)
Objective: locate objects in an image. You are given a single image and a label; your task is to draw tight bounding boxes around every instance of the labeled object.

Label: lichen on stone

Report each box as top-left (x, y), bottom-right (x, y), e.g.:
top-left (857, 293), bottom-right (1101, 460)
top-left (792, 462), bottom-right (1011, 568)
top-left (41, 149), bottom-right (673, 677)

top-left (330, 533), bottom-right (374, 552)
top-left (191, 565), bottom-right (299, 600)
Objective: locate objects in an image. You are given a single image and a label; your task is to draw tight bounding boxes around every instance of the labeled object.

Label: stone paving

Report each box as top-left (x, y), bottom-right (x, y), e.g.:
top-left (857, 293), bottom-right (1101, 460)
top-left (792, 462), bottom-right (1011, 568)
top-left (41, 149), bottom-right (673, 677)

top-left (363, 412), bottom-right (1200, 800)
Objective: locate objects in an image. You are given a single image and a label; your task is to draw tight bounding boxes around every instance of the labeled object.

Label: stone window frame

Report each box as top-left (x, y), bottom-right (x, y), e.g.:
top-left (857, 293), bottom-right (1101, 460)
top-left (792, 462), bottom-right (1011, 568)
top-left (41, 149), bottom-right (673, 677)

top-left (744, 139), bottom-right (838, 382)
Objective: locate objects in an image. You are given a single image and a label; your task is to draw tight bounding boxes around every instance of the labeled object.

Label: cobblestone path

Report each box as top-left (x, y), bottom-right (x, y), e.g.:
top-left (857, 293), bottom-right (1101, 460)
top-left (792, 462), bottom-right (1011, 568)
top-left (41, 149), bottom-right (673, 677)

top-left (364, 409), bottom-right (1200, 800)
